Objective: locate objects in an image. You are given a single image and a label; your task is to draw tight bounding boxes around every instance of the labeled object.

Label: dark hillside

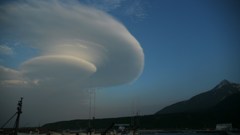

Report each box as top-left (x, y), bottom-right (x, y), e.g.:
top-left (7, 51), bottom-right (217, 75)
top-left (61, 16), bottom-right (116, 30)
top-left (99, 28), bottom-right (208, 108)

top-left (156, 80), bottom-right (240, 114)
top-left (42, 80), bottom-right (240, 130)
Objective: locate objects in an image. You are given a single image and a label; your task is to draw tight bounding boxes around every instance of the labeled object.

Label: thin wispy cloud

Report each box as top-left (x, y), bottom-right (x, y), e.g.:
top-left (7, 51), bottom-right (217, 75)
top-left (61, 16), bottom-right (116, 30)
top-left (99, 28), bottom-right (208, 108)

top-left (0, 45), bottom-right (14, 55)
top-left (123, 0), bottom-right (148, 20)
top-left (80, 0), bottom-right (148, 20)
top-left (82, 0), bottom-right (124, 11)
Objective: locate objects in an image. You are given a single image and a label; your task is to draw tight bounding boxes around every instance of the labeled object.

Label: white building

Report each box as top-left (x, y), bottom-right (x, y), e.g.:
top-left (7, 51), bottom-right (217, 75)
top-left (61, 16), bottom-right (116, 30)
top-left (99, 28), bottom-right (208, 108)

top-left (216, 123), bottom-right (232, 131)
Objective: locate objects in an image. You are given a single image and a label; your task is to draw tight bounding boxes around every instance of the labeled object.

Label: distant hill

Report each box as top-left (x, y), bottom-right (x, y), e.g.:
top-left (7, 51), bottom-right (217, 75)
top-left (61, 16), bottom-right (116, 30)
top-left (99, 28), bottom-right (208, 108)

top-left (156, 80), bottom-right (240, 114)
top-left (42, 80), bottom-right (240, 130)
top-left (152, 79), bottom-right (240, 129)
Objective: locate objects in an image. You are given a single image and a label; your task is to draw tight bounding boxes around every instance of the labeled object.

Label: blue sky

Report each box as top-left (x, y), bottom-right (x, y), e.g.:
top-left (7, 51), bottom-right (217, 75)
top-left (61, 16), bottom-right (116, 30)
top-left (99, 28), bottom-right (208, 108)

top-left (0, 0), bottom-right (240, 126)
top-left (96, 0), bottom-right (240, 115)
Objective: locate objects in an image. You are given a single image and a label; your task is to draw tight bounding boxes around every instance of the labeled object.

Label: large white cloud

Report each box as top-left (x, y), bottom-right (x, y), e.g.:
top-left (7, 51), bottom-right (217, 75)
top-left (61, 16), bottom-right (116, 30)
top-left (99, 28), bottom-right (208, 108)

top-left (0, 0), bottom-right (144, 89)
top-left (0, 0), bottom-right (144, 125)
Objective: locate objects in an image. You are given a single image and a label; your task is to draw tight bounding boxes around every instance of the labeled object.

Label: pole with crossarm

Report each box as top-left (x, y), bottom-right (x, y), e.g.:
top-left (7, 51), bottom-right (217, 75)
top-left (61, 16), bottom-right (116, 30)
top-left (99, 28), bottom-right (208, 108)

top-left (13, 97), bottom-right (23, 135)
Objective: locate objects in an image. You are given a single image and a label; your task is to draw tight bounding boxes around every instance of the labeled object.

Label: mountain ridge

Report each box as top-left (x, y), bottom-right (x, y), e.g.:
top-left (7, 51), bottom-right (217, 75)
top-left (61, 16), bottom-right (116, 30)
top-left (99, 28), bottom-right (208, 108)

top-left (42, 80), bottom-right (240, 129)
top-left (156, 79), bottom-right (240, 114)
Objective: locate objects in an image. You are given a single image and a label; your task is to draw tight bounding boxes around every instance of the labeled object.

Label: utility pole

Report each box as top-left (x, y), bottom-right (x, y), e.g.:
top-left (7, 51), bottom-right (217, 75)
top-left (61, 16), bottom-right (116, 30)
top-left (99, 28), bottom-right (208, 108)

top-left (13, 97), bottom-right (23, 135)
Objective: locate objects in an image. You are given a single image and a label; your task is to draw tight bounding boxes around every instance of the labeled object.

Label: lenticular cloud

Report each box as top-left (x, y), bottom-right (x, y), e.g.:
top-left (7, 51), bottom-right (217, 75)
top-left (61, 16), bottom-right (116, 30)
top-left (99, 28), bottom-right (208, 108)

top-left (0, 0), bottom-right (144, 90)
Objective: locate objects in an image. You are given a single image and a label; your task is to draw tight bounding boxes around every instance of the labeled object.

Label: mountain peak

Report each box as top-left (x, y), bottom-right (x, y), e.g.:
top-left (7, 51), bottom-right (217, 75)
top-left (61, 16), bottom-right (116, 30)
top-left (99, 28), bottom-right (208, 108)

top-left (214, 79), bottom-right (231, 89)
top-left (156, 79), bottom-right (240, 115)
top-left (219, 79), bottom-right (231, 85)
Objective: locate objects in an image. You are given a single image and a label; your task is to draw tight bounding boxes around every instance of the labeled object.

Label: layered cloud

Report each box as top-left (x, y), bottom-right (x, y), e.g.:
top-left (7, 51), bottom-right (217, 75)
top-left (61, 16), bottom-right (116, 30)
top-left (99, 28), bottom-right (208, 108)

top-left (0, 0), bottom-right (144, 125)
top-left (0, 0), bottom-right (144, 90)
top-left (0, 66), bottom-right (24, 86)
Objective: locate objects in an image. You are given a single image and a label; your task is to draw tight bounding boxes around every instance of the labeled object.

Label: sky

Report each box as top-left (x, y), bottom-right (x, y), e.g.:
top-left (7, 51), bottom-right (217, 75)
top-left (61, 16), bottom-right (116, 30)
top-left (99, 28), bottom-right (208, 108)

top-left (0, 0), bottom-right (240, 127)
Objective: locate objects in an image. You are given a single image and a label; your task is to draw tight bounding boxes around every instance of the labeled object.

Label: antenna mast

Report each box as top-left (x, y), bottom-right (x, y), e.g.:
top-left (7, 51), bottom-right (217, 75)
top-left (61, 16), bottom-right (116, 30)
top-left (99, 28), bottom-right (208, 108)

top-left (13, 97), bottom-right (23, 135)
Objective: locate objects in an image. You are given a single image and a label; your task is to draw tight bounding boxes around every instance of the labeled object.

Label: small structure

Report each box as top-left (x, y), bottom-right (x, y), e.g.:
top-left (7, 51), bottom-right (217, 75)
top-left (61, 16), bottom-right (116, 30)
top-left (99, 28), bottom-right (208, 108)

top-left (114, 124), bottom-right (130, 132)
top-left (216, 123), bottom-right (232, 131)
top-left (1, 97), bottom-right (23, 135)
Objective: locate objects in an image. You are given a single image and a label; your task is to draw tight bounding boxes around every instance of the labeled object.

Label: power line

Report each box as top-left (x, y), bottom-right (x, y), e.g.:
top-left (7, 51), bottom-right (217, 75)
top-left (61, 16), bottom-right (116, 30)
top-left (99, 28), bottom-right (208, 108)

top-left (1, 112), bottom-right (17, 129)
